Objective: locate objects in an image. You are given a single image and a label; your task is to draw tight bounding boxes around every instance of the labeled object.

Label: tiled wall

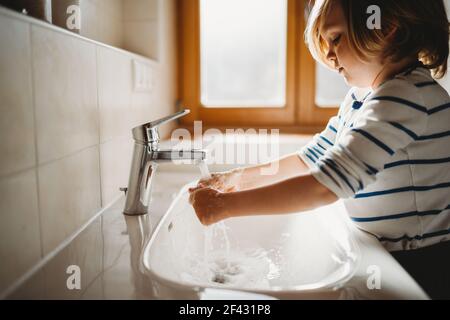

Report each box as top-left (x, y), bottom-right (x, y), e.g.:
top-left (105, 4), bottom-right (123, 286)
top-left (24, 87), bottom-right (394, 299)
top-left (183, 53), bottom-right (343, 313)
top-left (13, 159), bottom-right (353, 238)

top-left (123, 0), bottom-right (159, 59)
top-left (80, 0), bottom-right (124, 49)
top-left (0, 0), bottom-right (178, 297)
top-left (80, 0), bottom-right (159, 60)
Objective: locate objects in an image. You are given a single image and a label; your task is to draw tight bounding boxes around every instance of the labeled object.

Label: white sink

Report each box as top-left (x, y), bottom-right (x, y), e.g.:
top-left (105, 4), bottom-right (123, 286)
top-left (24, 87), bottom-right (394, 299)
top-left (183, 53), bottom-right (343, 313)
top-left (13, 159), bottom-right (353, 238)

top-left (142, 181), bottom-right (360, 299)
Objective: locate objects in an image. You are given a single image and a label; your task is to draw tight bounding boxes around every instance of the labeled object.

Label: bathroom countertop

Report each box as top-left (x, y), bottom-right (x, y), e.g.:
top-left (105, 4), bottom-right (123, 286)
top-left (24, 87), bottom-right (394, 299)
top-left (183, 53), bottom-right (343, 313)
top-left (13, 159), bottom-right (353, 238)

top-left (9, 168), bottom-right (429, 300)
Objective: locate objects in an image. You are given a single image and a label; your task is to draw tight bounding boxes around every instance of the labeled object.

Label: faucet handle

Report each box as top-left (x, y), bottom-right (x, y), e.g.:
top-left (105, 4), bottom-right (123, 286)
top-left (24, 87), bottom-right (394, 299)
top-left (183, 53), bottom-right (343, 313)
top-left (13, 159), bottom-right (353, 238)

top-left (148, 109), bottom-right (190, 129)
top-left (132, 109), bottom-right (190, 144)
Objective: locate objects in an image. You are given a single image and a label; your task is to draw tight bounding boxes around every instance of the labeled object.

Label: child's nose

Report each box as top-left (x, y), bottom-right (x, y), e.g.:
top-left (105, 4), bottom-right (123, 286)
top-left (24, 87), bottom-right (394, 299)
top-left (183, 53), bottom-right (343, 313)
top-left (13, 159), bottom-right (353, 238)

top-left (326, 48), bottom-right (337, 63)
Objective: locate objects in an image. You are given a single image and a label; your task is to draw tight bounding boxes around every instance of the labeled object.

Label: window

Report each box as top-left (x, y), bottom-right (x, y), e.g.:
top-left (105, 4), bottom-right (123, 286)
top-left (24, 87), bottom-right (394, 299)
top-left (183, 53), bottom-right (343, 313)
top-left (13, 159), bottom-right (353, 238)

top-left (178, 0), bottom-right (340, 130)
top-left (316, 64), bottom-right (350, 108)
top-left (200, 0), bottom-right (287, 108)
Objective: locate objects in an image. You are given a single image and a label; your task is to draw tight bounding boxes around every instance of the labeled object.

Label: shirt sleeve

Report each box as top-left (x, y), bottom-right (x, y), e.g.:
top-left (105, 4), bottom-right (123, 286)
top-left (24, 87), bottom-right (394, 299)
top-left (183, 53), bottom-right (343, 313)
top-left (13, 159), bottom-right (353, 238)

top-left (300, 115), bottom-right (340, 165)
top-left (299, 88), bottom-right (357, 163)
top-left (300, 79), bottom-right (429, 199)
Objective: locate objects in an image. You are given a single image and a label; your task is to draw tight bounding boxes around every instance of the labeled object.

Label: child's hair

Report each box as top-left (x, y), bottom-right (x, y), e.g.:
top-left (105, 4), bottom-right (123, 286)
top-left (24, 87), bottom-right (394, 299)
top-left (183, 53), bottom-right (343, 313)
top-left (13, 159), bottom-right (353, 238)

top-left (305, 0), bottom-right (450, 78)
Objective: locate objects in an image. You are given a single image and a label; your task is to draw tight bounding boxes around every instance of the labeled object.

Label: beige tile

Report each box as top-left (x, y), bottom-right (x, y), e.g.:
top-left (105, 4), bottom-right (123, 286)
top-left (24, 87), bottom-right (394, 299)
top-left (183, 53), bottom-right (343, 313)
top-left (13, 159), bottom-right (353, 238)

top-left (96, 0), bottom-right (124, 48)
top-left (0, 15), bottom-right (36, 177)
top-left (97, 46), bottom-right (134, 143)
top-left (123, 20), bottom-right (158, 59)
top-left (123, 0), bottom-right (158, 21)
top-left (7, 266), bottom-right (45, 300)
top-left (38, 146), bottom-right (101, 255)
top-left (9, 211), bottom-right (104, 300)
top-left (130, 91), bottom-right (155, 128)
top-left (80, 275), bottom-right (103, 300)
top-left (80, 0), bottom-right (98, 41)
top-left (130, 61), bottom-right (158, 127)
top-left (99, 137), bottom-right (134, 206)
top-left (32, 25), bottom-right (99, 164)
top-left (80, 0), bottom-right (124, 47)
top-left (0, 170), bottom-right (41, 295)
top-left (43, 217), bottom-right (103, 299)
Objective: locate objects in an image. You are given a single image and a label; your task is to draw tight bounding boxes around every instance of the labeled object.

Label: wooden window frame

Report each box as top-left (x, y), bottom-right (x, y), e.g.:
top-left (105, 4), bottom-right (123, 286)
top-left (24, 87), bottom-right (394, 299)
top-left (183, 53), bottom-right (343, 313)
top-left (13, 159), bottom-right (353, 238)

top-left (177, 0), bottom-right (338, 132)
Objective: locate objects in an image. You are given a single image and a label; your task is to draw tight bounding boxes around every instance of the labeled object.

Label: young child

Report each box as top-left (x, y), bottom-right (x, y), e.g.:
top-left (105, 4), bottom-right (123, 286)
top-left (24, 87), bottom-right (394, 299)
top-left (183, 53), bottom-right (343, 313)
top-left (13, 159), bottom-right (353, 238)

top-left (189, 0), bottom-right (450, 298)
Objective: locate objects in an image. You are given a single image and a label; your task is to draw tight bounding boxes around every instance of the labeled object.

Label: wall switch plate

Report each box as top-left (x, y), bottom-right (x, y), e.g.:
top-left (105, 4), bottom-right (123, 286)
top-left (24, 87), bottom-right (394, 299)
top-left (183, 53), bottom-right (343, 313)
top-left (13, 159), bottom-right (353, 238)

top-left (133, 60), bottom-right (154, 92)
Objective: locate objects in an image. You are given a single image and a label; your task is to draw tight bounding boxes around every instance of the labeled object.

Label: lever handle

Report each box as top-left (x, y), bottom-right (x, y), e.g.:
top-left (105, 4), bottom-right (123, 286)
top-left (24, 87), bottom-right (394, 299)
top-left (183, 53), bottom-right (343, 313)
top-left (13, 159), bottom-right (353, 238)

top-left (132, 109), bottom-right (190, 144)
top-left (148, 109), bottom-right (190, 129)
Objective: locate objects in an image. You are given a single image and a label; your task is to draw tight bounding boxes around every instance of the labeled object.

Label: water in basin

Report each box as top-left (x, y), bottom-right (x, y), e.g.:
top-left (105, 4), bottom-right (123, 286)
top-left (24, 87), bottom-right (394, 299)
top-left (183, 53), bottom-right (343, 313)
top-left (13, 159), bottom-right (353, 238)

top-left (143, 181), bottom-right (360, 296)
top-left (183, 221), bottom-right (284, 288)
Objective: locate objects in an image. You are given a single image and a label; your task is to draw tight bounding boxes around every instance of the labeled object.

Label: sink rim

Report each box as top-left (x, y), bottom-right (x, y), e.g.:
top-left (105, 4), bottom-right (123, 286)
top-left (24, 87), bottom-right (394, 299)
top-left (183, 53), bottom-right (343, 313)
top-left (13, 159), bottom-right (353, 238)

top-left (141, 181), bottom-right (361, 296)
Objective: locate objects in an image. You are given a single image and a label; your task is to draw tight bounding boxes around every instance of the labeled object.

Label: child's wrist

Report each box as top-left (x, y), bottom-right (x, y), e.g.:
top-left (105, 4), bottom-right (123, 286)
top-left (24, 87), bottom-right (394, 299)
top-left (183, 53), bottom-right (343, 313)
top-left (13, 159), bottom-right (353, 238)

top-left (219, 191), bottom-right (237, 219)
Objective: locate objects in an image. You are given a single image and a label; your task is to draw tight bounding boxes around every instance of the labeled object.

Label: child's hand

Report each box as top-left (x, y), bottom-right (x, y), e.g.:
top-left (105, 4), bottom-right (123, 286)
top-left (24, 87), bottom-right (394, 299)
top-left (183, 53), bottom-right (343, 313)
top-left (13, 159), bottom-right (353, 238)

top-left (188, 168), bottom-right (243, 194)
top-left (189, 187), bottom-right (228, 226)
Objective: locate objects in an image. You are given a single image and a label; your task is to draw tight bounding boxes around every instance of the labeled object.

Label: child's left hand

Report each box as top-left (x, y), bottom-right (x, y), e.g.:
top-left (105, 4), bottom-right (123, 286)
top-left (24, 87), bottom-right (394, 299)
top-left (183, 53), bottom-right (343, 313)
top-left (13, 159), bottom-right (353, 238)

top-left (189, 187), bottom-right (228, 226)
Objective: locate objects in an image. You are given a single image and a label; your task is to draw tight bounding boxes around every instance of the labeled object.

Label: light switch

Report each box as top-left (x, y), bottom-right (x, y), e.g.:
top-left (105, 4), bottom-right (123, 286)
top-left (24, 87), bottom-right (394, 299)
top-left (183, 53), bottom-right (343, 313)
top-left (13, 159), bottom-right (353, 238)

top-left (133, 60), bottom-right (154, 92)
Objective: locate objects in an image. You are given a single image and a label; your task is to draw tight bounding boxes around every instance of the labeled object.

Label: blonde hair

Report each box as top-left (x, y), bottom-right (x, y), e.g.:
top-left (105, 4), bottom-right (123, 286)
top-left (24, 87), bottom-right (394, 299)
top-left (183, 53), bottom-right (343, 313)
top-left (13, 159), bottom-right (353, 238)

top-left (305, 0), bottom-right (450, 78)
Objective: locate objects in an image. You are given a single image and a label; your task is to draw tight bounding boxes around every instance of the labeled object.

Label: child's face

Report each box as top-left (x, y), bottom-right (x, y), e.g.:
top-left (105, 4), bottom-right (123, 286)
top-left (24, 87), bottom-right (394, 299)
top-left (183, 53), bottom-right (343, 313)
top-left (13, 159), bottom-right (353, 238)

top-left (321, 1), bottom-right (382, 88)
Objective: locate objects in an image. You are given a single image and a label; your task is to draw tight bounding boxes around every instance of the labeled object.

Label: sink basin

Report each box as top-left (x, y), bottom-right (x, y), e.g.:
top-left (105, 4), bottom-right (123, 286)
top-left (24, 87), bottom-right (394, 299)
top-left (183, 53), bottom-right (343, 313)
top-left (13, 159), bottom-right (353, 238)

top-left (142, 181), bottom-right (360, 299)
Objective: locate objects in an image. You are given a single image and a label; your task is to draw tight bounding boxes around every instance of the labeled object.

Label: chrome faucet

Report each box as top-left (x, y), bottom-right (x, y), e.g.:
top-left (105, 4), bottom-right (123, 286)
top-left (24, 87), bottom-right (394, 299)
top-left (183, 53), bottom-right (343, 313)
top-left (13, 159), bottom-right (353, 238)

top-left (123, 109), bottom-right (206, 216)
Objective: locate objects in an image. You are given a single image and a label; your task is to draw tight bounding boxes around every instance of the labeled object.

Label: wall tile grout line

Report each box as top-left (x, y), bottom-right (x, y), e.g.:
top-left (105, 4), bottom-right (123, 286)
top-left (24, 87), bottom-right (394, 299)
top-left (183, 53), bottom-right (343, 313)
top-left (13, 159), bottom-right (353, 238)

top-left (95, 45), bottom-right (104, 209)
top-left (0, 142), bottom-right (107, 183)
top-left (28, 22), bottom-right (45, 261)
top-left (39, 144), bottom-right (99, 169)
top-left (0, 165), bottom-right (37, 181)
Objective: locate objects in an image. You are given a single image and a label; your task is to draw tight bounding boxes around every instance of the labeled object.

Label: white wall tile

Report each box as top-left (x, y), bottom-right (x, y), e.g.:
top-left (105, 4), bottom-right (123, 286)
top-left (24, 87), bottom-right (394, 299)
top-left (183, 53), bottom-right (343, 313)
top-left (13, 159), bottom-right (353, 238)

top-left (8, 209), bottom-right (103, 300)
top-left (97, 46), bottom-right (134, 143)
top-left (32, 25), bottom-right (99, 164)
top-left (123, 20), bottom-right (159, 59)
top-left (96, 0), bottom-right (124, 48)
top-left (38, 146), bottom-right (101, 255)
top-left (131, 91), bottom-right (156, 128)
top-left (123, 0), bottom-right (158, 21)
top-left (99, 137), bottom-right (134, 206)
top-left (0, 15), bottom-right (36, 176)
top-left (7, 267), bottom-right (45, 299)
top-left (80, 0), bottom-right (99, 42)
top-left (0, 169), bottom-right (41, 294)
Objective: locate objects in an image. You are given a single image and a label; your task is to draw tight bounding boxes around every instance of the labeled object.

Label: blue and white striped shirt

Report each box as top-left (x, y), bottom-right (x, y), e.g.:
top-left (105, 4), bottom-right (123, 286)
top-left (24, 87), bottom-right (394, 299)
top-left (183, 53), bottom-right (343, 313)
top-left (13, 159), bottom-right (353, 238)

top-left (299, 66), bottom-right (450, 252)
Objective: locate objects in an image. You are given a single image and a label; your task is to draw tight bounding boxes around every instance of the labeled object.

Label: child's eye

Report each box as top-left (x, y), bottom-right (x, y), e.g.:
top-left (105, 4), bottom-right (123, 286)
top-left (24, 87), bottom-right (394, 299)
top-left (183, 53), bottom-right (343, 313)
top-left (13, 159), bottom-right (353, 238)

top-left (332, 35), bottom-right (342, 45)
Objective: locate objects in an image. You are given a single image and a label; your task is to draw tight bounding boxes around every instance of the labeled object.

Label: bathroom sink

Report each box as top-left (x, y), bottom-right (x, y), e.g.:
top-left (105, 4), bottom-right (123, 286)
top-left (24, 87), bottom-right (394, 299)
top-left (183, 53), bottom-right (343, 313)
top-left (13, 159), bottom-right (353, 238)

top-left (142, 181), bottom-right (360, 299)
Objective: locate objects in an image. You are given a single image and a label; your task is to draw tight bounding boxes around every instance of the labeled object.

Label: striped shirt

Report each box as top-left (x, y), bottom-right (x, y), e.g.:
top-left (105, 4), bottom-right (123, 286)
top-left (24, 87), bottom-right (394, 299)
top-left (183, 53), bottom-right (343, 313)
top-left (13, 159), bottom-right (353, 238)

top-left (299, 66), bottom-right (450, 252)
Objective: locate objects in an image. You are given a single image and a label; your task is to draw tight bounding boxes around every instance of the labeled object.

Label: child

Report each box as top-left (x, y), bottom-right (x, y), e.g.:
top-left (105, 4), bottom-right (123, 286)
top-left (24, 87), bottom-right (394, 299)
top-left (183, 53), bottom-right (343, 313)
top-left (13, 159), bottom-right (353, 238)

top-left (189, 0), bottom-right (450, 298)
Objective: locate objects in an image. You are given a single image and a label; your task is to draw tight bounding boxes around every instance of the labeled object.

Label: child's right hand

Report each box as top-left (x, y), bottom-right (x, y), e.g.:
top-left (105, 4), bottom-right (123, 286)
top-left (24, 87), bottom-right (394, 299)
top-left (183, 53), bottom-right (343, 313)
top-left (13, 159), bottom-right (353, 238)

top-left (188, 168), bottom-right (243, 193)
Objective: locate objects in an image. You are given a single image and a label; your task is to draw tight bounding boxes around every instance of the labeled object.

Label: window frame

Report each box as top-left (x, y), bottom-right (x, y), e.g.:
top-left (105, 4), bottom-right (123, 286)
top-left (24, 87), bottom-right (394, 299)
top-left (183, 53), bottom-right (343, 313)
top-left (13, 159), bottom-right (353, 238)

top-left (177, 0), bottom-right (339, 131)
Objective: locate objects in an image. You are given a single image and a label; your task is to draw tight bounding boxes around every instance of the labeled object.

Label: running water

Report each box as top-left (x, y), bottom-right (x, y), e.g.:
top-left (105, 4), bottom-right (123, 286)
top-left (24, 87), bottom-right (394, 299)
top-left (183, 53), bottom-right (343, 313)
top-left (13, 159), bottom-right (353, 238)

top-left (194, 160), bottom-right (234, 277)
top-left (197, 159), bottom-right (211, 179)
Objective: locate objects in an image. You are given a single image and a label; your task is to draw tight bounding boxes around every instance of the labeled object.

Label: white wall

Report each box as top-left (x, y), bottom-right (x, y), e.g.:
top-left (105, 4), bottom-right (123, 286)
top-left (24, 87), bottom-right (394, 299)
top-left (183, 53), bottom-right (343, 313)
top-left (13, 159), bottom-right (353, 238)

top-left (0, 1), bottom-right (178, 296)
top-left (79, 0), bottom-right (160, 60)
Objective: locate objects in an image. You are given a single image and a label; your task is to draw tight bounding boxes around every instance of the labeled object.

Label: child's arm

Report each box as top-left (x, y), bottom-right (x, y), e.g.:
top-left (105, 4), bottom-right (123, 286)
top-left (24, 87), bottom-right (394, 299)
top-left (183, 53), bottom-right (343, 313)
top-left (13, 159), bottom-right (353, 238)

top-left (190, 173), bottom-right (338, 226)
top-left (191, 153), bottom-right (311, 192)
top-left (237, 153), bottom-right (311, 190)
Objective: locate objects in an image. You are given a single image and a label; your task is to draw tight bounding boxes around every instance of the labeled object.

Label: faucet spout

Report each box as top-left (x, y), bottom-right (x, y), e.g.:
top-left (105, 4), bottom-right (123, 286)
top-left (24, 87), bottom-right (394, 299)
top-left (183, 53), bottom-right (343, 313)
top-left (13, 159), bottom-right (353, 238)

top-left (152, 149), bottom-right (206, 162)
